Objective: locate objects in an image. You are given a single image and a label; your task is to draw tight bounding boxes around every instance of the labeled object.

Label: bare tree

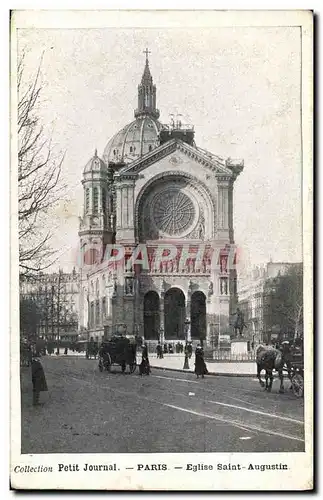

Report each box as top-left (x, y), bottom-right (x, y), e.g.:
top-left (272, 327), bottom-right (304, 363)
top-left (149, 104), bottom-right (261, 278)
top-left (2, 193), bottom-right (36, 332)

top-left (18, 51), bottom-right (66, 277)
top-left (263, 265), bottom-right (303, 342)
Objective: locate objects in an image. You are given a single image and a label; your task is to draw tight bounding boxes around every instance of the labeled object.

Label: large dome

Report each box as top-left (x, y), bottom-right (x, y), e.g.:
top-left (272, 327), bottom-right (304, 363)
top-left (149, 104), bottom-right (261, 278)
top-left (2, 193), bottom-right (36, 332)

top-left (102, 115), bottom-right (163, 165)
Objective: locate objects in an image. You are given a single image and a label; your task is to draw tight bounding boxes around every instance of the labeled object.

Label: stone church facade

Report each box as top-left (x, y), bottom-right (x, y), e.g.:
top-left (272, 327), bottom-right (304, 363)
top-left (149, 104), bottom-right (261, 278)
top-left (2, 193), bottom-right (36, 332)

top-left (78, 53), bottom-right (244, 346)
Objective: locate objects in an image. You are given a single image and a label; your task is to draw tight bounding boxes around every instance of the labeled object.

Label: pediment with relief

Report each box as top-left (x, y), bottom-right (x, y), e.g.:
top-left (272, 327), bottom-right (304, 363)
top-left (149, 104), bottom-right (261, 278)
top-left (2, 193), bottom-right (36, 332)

top-left (117, 138), bottom-right (243, 180)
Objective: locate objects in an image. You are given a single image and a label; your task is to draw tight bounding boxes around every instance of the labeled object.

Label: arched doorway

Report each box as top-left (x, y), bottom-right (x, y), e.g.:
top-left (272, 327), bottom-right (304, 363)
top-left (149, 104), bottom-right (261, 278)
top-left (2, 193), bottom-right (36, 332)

top-left (164, 288), bottom-right (185, 339)
top-left (144, 291), bottom-right (160, 340)
top-left (191, 291), bottom-right (206, 341)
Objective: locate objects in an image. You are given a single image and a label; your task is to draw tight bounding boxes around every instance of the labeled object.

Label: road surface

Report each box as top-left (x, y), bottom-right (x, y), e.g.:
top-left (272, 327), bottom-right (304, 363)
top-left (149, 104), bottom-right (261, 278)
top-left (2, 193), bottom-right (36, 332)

top-left (21, 356), bottom-right (305, 454)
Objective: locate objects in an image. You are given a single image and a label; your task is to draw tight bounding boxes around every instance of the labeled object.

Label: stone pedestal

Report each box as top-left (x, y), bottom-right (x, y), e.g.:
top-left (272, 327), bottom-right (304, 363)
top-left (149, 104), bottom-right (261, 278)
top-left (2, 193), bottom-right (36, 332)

top-left (231, 338), bottom-right (248, 356)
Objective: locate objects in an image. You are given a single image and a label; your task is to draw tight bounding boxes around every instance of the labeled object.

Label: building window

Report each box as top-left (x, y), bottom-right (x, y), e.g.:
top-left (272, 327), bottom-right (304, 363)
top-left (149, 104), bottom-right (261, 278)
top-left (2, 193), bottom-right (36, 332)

top-left (85, 188), bottom-right (90, 212)
top-left (102, 188), bottom-right (106, 213)
top-left (90, 302), bottom-right (95, 328)
top-left (93, 187), bottom-right (99, 213)
top-left (96, 300), bottom-right (100, 326)
top-left (149, 145), bottom-right (152, 152)
top-left (130, 146), bottom-right (133, 153)
top-left (220, 277), bottom-right (228, 295)
top-left (102, 297), bottom-right (106, 321)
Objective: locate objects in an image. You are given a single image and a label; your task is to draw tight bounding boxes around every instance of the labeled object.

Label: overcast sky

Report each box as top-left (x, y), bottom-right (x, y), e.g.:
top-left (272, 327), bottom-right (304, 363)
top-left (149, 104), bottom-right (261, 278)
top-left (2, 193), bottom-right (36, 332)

top-left (17, 25), bottom-right (302, 273)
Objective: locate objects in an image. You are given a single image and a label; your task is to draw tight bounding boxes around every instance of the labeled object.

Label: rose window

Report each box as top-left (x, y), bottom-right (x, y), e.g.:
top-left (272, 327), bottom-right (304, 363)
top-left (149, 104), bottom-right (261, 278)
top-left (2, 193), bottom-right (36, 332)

top-left (152, 188), bottom-right (196, 236)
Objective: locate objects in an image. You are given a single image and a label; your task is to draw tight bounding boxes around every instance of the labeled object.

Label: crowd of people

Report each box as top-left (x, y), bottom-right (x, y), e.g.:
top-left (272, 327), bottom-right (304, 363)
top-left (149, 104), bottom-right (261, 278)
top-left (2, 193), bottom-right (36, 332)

top-left (156, 341), bottom-right (194, 358)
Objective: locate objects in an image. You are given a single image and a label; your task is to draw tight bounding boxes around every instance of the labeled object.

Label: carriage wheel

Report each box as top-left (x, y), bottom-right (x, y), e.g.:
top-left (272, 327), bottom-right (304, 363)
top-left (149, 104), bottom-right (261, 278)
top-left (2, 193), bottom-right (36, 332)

top-left (292, 373), bottom-right (304, 398)
top-left (129, 363), bottom-right (137, 374)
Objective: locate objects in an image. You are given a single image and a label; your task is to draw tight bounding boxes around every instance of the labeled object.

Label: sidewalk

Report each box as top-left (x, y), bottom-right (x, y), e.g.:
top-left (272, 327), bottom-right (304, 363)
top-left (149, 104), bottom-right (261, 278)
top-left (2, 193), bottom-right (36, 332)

top-left (52, 350), bottom-right (257, 377)
top-left (147, 354), bottom-right (257, 377)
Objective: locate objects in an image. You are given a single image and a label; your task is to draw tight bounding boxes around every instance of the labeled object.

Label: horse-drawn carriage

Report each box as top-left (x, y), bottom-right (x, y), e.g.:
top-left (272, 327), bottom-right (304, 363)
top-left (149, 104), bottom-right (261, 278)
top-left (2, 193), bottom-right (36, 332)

top-left (86, 341), bottom-right (99, 359)
top-left (287, 343), bottom-right (304, 398)
top-left (98, 335), bottom-right (137, 374)
top-left (256, 340), bottom-right (304, 397)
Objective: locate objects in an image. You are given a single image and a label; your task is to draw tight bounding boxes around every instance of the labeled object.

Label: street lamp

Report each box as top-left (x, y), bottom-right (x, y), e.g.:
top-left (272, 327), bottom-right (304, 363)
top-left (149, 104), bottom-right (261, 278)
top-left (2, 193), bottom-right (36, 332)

top-left (159, 327), bottom-right (164, 345)
top-left (184, 317), bottom-right (191, 343)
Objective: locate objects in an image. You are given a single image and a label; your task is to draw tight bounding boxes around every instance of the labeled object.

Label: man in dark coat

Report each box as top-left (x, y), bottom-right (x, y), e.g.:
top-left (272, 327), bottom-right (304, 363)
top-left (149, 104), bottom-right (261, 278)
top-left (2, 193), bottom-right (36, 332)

top-left (156, 342), bottom-right (162, 359)
top-left (31, 357), bottom-right (48, 406)
top-left (194, 345), bottom-right (208, 379)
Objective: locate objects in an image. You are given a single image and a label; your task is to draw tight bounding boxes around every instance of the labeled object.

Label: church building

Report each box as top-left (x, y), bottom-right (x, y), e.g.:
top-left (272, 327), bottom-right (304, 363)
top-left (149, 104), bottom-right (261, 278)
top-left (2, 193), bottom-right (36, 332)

top-left (78, 51), bottom-right (244, 347)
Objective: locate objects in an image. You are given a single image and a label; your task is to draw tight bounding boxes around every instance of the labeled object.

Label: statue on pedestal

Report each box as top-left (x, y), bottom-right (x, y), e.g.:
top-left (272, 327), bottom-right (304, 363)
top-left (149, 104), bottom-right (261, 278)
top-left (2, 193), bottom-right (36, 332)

top-left (232, 307), bottom-right (247, 337)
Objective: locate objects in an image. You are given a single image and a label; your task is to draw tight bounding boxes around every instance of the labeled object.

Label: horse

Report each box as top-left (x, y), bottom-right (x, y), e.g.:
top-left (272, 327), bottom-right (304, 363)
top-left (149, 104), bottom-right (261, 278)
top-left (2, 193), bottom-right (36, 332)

top-left (256, 344), bottom-right (291, 393)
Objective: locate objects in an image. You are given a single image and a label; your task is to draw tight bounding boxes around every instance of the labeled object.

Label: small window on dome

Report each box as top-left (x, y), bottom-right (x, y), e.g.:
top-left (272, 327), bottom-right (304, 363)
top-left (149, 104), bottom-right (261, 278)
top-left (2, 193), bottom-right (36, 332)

top-left (113, 149), bottom-right (116, 155)
top-left (130, 146), bottom-right (133, 153)
top-left (149, 145), bottom-right (153, 152)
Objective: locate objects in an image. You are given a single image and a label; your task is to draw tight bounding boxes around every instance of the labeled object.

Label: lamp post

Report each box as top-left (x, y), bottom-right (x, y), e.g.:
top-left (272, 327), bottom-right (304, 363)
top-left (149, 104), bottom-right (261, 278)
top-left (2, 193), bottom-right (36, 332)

top-left (184, 317), bottom-right (191, 343)
top-left (183, 318), bottom-right (191, 370)
top-left (159, 327), bottom-right (164, 345)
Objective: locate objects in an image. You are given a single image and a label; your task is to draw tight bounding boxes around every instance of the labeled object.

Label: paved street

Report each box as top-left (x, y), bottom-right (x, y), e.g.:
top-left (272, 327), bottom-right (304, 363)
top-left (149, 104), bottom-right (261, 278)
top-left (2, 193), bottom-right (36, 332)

top-left (21, 356), bottom-right (304, 454)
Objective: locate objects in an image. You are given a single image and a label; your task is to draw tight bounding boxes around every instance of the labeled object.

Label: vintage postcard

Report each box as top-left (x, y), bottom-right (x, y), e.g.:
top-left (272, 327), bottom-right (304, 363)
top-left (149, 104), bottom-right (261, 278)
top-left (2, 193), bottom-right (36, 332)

top-left (10, 9), bottom-right (313, 491)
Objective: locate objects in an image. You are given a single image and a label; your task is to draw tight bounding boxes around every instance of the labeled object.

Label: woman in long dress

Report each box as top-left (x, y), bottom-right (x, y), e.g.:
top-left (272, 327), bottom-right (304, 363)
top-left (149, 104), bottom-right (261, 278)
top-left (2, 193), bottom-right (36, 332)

top-left (139, 343), bottom-right (151, 375)
top-left (194, 345), bottom-right (208, 379)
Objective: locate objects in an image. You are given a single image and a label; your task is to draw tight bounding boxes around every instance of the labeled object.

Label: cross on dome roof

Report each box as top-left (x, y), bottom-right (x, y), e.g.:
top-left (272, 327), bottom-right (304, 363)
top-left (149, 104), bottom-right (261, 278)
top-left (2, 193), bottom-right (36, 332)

top-left (141, 48), bottom-right (153, 85)
top-left (143, 47), bottom-right (151, 60)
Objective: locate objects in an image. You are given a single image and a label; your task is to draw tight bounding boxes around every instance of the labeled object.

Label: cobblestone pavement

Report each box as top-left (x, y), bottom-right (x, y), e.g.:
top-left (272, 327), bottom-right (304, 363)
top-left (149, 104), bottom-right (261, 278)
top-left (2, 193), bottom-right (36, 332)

top-left (21, 356), bottom-right (305, 454)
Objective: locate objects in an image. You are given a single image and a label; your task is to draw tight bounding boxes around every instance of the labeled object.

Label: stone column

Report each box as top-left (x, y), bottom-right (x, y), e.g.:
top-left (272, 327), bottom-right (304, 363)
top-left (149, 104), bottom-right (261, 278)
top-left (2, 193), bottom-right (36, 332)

top-left (185, 291), bottom-right (191, 342)
top-left (217, 177), bottom-right (230, 239)
top-left (122, 186), bottom-right (128, 228)
top-left (97, 185), bottom-right (101, 212)
top-left (116, 184), bottom-right (122, 230)
top-left (159, 292), bottom-right (165, 343)
top-left (228, 181), bottom-right (234, 242)
top-left (115, 175), bottom-right (137, 242)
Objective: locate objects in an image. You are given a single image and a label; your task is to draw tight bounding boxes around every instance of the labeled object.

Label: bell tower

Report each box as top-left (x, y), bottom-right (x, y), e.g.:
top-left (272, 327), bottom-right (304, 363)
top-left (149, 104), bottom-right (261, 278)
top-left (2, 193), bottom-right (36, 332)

top-left (78, 149), bottom-right (114, 268)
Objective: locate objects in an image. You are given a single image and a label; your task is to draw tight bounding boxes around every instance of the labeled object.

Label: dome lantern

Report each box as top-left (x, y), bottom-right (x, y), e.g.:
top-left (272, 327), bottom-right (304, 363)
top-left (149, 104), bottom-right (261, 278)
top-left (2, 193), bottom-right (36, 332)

top-left (134, 48), bottom-right (160, 120)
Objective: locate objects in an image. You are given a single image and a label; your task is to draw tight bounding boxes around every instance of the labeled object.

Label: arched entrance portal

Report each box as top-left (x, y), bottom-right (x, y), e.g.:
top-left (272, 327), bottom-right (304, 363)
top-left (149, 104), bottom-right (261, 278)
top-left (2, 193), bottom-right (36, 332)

top-left (191, 291), bottom-right (206, 341)
top-left (164, 288), bottom-right (185, 339)
top-left (144, 291), bottom-right (160, 340)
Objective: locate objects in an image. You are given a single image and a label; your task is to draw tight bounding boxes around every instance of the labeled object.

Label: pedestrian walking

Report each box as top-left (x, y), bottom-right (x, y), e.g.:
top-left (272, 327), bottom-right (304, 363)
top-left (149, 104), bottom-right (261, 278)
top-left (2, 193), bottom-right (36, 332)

top-left (31, 357), bottom-right (48, 406)
top-left (194, 345), bottom-right (208, 379)
top-left (187, 342), bottom-right (193, 359)
top-left (156, 342), bottom-right (163, 359)
top-left (139, 342), bottom-right (151, 375)
top-left (64, 347), bottom-right (68, 355)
